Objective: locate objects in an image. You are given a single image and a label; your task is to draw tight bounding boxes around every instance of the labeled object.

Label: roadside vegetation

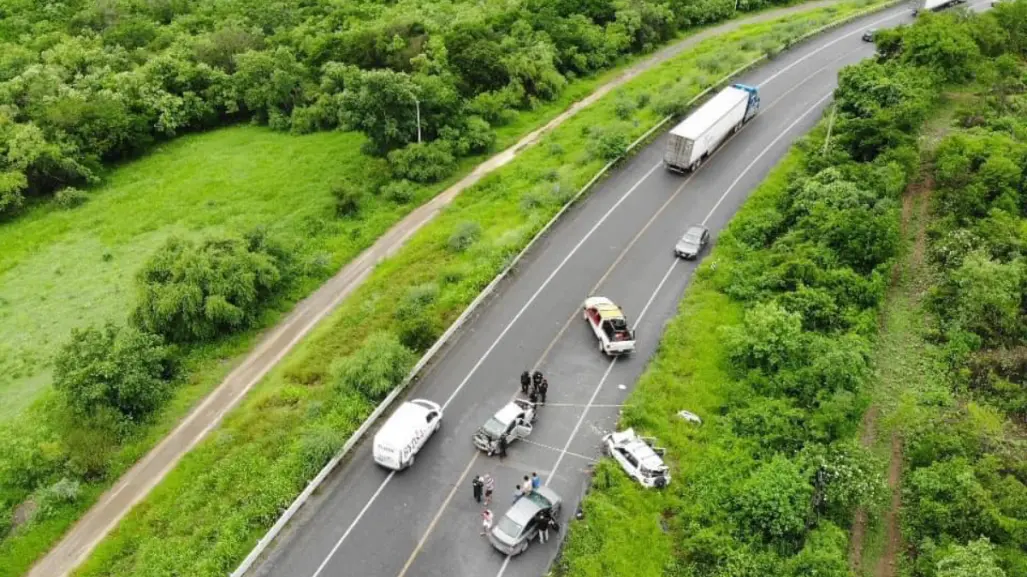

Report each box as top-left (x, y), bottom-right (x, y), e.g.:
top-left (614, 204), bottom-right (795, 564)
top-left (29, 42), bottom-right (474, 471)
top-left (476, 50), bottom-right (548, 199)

top-left (1, 2), bottom-right (889, 576)
top-left (0, 0), bottom-right (871, 573)
top-left (555, 4), bottom-right (1027, 577)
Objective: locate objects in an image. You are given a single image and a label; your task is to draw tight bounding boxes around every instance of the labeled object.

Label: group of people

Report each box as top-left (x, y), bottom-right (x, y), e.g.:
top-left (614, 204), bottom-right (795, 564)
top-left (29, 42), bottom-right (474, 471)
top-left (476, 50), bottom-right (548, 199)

top-left (520, 370), bottom-right (548, 405)
top-left (473, 471), bottom-right (559, 543)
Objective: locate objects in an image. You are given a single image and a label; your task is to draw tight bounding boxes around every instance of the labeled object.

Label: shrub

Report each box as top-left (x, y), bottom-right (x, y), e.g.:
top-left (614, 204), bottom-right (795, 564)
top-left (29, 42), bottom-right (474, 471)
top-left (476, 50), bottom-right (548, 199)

top-left (332, 183), bottom-right (364, 217)
top-left (387, 140), bottom-right (457, 183)
top-left (398, 314), bottom-right (441, 352)
top-left (587, 126), bottom-right (631, 161)
top-left (331, 332), bottom-right (415, 400)
top-left (52, 323), bottom-right (174, 421)
top-left (380, 179), bottom-right (416, 204)
top-left (730, 455), bottom-right (813, 546)
top-left (54, 187), bottom-right (88, 209)
top-left (725, 301), bottom-right (807, 374)
top-left (0, 171), bottom-right (27, 216)
top-left (32, 478), bottom-right (82, 522)
top-left (448, 221), bottom-right (482, 252)
top-left (132, 231), bottom-right (293, 342)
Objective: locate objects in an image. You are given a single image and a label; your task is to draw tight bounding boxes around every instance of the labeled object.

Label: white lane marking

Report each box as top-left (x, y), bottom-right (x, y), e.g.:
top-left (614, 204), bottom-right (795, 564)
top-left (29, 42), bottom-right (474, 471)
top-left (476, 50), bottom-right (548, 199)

top-left (310, 471), bottom-right (395, 577)
top-left (701, 91), bottom-right (833, 226)
top-left (520, 438), bottom-right (598, 463)
top-left (757, 8), bottom-right (907, 88)
top-left (545, 258), bottom-right (678, 489)
top-left (441, 161), bottom-right (662, 412)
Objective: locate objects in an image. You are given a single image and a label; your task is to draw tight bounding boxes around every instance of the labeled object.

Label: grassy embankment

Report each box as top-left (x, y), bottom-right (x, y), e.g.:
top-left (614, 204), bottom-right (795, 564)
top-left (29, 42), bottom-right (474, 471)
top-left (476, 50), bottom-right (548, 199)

top-left (58, 2), bottom-right (895, 576)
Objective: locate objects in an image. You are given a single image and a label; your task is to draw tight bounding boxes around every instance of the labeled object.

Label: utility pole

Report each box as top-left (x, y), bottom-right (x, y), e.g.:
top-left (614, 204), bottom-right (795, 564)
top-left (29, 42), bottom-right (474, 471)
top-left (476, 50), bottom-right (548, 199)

top-left (822, 103), bottom-right (837, 154)
top-left (414, 97), bottom-right (422, 144)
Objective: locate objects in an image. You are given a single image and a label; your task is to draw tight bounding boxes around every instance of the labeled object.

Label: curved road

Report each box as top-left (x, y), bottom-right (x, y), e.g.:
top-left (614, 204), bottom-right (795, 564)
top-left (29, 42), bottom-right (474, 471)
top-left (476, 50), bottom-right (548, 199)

top-left (248, 3), bottom-right (988, 577)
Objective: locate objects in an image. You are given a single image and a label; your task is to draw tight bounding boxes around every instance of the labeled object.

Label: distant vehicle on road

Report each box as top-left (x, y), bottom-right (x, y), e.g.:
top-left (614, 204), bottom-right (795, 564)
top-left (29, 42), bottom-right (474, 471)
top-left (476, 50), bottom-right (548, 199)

top-left (472, 398), bottom-right (536, 455)
top-left (912, 0), bottom-right (966, 16)
top-left (373, 399), bottom-right (442, 470)
top-left (861, 29), bottom-right (877, 42)
top-left (675, 225), bottom-right (710, 259)
top-left (488, 486), bottom-right (563, 555)
top-left (602, 428), bottom-right (671, 488)
top-left (583, 296), bottom-right (636, 356)
top-left (664, 84), bottom-right (761, 173)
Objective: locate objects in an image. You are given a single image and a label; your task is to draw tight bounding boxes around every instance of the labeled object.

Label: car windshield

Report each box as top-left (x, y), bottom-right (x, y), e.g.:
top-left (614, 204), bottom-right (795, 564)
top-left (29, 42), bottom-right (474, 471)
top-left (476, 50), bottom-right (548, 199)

top-left (682, 232), bottom-right (701, 243)
top-left (495, 515), bottom-right (523, 539)
top-left (481, 417), bottom-right (506, 438)
top-left (525, 492), bottom-right (552, 509)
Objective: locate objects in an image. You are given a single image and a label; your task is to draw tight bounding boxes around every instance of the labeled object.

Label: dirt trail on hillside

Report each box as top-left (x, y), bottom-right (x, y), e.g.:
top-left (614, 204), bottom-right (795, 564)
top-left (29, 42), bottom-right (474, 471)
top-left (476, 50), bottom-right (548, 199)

top-left (25, 3), bottom-right (848, 576)
top-left (849, 173), bottom-right (933, 577)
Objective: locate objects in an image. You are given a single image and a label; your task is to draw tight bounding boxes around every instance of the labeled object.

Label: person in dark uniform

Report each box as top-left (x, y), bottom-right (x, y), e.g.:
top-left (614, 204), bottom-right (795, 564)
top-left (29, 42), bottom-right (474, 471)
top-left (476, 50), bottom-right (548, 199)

top-left (520, 371), bottom-right (531, 395)
top-left (472, 475), bottom-right (484, 503)
top-left (528, 390), bottom-right (538, 406)
top-left (532, 370), bottom-right (543, 392)
top-left (497, 434), bottom-right (508, 460)
top-left (538, 377), bottom-right (548, 405)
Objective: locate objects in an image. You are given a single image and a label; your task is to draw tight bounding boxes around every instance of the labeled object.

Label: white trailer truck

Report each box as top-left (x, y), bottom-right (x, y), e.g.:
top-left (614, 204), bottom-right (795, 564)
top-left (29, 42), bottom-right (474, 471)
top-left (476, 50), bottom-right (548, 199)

top-left (663, 83), bottom-right (760, 173)
top-left (913, 0), bottom-right (966, 16)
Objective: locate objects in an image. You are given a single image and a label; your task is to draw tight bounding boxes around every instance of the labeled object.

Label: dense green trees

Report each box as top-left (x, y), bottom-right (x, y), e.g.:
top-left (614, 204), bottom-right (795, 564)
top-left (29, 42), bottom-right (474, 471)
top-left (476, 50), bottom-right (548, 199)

top-left (0, 0), bottom-right (806, 219)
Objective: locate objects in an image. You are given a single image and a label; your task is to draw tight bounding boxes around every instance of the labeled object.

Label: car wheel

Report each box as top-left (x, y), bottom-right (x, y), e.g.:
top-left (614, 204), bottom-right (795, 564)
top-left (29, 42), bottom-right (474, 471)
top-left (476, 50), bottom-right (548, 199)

top-left (520, 540), bottom-right (530, 554)
top-left (599, 341), bottom-right (605, 354)
top-left (601, 443), bottom-right (611, 457)
top-left (405, 454), bottom-right (415, 470)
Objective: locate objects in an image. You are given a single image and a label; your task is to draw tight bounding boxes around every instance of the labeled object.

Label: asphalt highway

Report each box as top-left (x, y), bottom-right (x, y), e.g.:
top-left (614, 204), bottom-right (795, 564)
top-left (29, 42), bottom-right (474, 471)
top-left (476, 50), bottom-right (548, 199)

top-left (247, 3), bottom-right (989, 577)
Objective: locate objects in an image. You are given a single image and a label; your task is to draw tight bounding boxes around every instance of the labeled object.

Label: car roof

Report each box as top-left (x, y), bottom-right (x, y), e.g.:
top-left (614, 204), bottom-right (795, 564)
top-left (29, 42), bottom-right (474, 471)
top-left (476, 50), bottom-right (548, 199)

top-left (492, 402), bottom-right (523, 426)
top-left (590, 299), bottom-right (625, 320)
top-left (376, 401), bottom-right (431, 445)
top-left (608, 429), bottom-right (667, 470)
top-left (504, 488), bottom-right (558, 525)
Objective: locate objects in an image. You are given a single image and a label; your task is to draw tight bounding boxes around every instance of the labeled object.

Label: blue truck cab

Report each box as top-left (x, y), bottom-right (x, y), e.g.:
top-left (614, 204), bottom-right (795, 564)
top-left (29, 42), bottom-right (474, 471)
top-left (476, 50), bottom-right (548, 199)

top-left (732, 83), bottom-right (761, 123)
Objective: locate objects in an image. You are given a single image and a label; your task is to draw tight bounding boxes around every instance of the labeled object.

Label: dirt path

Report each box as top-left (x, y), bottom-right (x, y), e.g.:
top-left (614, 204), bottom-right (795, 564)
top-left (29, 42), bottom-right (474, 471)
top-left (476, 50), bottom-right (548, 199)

top-left (25, 3), bottom-right (852, 576)
top-left (849, 171), bottom-right (933, 576)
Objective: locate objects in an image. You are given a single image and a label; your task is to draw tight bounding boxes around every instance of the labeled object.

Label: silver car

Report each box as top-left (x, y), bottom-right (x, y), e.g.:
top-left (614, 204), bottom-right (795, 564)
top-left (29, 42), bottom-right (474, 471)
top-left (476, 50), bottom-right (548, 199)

top-left (674, 225), bottom-right (710, 259)
top-left (488, 486), bottom-right (562, 556)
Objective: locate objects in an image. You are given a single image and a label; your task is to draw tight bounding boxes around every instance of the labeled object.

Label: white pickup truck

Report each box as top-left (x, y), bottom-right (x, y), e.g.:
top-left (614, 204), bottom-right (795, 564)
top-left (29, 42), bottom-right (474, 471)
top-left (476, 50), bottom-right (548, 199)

top-left (583, 296), bottom-right (636, 356)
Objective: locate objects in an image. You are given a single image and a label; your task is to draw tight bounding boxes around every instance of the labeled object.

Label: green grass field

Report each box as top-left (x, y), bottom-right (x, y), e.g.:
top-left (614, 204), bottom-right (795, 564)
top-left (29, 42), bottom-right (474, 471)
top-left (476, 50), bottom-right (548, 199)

top-left (64, 2), bottom-right (895, 575)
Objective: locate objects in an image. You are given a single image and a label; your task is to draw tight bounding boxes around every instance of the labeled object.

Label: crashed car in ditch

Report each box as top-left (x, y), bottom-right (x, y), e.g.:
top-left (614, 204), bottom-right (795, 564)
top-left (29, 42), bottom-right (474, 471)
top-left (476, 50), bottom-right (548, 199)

top-left (601, 428), bottom-right (671, 489)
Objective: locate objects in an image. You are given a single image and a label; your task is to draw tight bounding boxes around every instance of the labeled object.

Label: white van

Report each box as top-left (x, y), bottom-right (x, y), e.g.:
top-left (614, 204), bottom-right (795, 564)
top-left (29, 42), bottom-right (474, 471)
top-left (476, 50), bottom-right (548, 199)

top-left (372, 399), bottom-right (443, 470)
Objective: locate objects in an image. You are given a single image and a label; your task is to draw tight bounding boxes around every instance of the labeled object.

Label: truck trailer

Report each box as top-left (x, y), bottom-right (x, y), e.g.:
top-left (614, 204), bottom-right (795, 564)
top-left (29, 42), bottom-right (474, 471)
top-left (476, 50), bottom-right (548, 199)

top-left (663, 84), bottom-right (760, 173)
top-left (913, 0), bottom-right (966, 15)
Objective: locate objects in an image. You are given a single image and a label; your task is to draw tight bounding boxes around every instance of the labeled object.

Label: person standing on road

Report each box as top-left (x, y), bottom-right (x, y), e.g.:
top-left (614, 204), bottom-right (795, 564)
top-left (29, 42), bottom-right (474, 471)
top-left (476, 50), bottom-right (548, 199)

top-left (535, 509), bottom-right (552, 543)
top-left (547, 515), bottom-right (560, 541)
top-left (472, 475), bottom-right (484, 503)
top-left (528, 390), bottom-right (538, 406)
top-left (531, 472), bottom-right (541, 490)
top-left (512, 486), bottom-right (522, 504)
top-left (483, 473), bottom-right (495, 506)
top-left (538, 377), bottom-right (548, 405)
top-left (521, 476), bottom-right (533, 496)
top-left (520, 371), bottom-right (531, 395)
top-left (532, 370), bottom-right (543, 392)
top-left (497, 434), bottom-right (508, 460)
top-left (481, 509), bottom-right (493, 536)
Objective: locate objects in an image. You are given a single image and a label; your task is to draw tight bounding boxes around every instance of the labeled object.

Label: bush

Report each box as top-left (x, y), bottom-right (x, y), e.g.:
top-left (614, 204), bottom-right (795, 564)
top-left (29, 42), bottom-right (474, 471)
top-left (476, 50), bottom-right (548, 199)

top-left (725, 301), bottom-right (808, 374)
top-left (380, 179), bottom-right (416, 204)
top-left (0, 171), bottom-right (27, 216)
top-left (331, 332), bottom-right (415, 400)
top-left (52, 323), bottom-right (174, 422)
top-left (398, 314), bottom-right (441, 352)
top-left (32, 478), bottom-right (82, 522)
top-left (448, 221), bottom-right (482, 252)
top-left (132, 231), bottom-right (293, 342)
top-left (587, 126), bottom-right (631, 161)
top-left (387, 140), bottom-right (457, 183)
top-left (731, 455), bottom-right (813, 546)
top-left (54, 187), bottom-right (88, 209)
top-left (332, 183), bottom-right (364, 217)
